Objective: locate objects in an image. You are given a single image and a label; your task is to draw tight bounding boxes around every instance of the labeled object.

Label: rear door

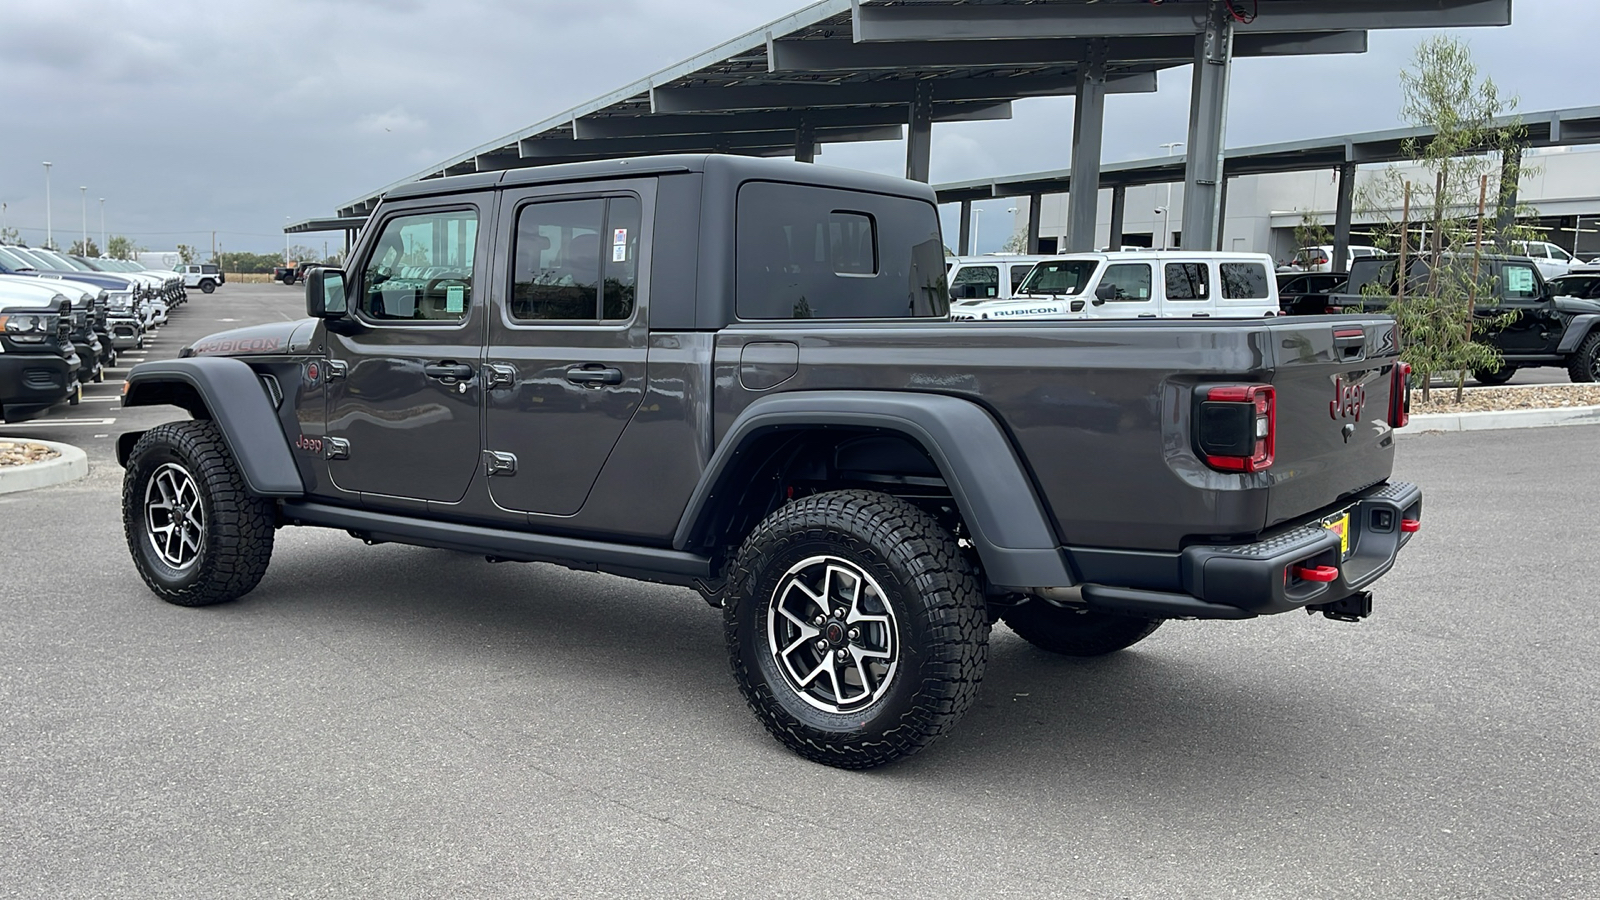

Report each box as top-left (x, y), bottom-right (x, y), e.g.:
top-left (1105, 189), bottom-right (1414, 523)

top-left (1159, 260), bottom-right (1214, 318)
top-left (950, 263), bottom-right (1000, 301)
top-left (481, 179), bottom-right (653, 517)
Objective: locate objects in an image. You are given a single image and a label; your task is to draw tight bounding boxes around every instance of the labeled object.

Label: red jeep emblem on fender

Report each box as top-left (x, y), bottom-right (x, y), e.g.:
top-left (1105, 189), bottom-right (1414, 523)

top-left (1330, 374), bottom-right (1365, 421)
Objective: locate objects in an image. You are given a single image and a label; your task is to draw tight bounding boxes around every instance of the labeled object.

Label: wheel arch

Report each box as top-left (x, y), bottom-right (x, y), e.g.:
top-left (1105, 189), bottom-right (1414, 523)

top-left (119, 357), bottom-right (304, 497)
top-left (1556, 314), bottom-right (1600, 354)
top-left (674, 390), bottom-right (1071, 590)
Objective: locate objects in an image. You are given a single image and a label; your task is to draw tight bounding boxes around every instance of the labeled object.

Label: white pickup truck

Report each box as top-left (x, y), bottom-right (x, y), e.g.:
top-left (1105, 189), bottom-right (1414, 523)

top-left (950, 251), bottom-right (1280, 321)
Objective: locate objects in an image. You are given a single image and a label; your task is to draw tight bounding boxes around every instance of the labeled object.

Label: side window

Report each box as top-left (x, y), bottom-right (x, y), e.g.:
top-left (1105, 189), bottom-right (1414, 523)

top-left (359, 209), bottom-right (477, 322)
top-left (1219, 262), bottom-right (1270, 300)
top-left (736, 181), bottom-right (947, 319)
top-left (509, 196), bottom-right (641, 322)
top-left (1501, 264), bottom-right (1541, 301)
top-left (1099, 263), bottom-right (1152, 301)
top-left (950, 265), bottom-right (999, 300)
top-left (1164, 263), bottom-right (1210, 301)
top-left (1010, 265), bottom-right (1032, 293)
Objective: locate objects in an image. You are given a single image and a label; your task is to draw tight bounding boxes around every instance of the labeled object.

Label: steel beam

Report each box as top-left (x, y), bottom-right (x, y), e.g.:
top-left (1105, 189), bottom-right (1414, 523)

top-left (958, 200), bottom-right (972, 255)
top-left (1108, 185), bottom-right (1127, 251)
top-left (573, 101), bottom-right (1011, 139)
top-left (519, 125), bottom-right (903, 160)
top-left (770, 31), bottom-right (1365, 72)
top-left (1496, 143), bottom-right (1523, 236)
top-left (906, 83), bottom-right (934, 183)
top-left (1180, 2), bottom-right (1233, 257)
top-left (851, 0), bottom-right (1510, 42)
top-left (1333, 161), bottom-right (1357, 273)
top-left (650, 72), bottom-right (1153, 114)
top-left (1066, 41), bottom-right (1108, 253)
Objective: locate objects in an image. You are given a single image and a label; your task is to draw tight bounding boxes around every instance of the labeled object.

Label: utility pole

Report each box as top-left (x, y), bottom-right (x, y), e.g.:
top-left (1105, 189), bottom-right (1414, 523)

top-left (211, 231), bottom-right (216, 263)
top-left (1160, 142), bottom-right (1184, 250)
top-left (99, 198), bottom-right (106, 253)
top-left (80, 186), bottom-right (88, 254)
top-left (42, 162), bottom-right (53, 249)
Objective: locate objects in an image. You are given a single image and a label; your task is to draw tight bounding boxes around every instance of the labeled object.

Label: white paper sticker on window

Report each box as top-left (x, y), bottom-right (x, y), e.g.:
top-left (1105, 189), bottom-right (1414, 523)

top-left (612, 228), bottom-right (628, 262)
top-left (446, 284), bottom-right (465, 313)
top-left (1506, 266), bottom-right (1534, 295)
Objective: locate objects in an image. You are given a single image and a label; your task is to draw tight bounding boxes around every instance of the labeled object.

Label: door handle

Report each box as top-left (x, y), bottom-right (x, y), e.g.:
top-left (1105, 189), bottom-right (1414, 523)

top-left (565, 365), bottom-right (624, 386)
top-left (424, 362), bottom-right (474, 382)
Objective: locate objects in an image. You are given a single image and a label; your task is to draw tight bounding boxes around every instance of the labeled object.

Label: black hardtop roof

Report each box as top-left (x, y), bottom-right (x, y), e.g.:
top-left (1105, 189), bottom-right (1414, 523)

top-left (381, 153), bottom-right (937, 206)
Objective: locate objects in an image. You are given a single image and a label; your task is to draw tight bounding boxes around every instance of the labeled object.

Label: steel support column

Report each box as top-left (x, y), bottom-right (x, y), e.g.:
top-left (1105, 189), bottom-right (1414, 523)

top-left (1108, 185), bottom-right (1127, 251)
top-left (1066, 41), bottom-right (1108, 252)
top-left (1495, 143), bottom-right (1523, 236)
top-left (1181, 1), bottom-right (1234, 255)
top-left (958, 200), bottom-right (973, 255)
top-left (1333, 161), bottom-right (1357, 273)
top-left (794, 118), bottom-right (816, 163)
top-left (1215, 176), bottom-right (1231, 251)
top-left (906, 83), bottom-right (934, 183)
top-left (1027, 194), bottom-right (1043, 255)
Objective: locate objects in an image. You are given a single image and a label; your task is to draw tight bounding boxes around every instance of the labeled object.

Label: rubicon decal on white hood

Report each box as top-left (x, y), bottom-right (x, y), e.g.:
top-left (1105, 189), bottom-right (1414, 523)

top-left (950, 300), bottom-right (1074, 321)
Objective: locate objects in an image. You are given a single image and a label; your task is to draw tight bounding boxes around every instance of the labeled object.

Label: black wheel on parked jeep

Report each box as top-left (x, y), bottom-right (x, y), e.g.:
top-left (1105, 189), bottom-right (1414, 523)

top-left (723, 489), bottom-right (989, 769)
top-left (200, 279), bottom-right (215, 294)
top-left (999, 602), bottom-right (1162, 657)
top-left (1472, 366), bottom-right (1515, 386)
top-left (1568, 333), bottom-right (1600, 383)
top-left (122, 420), bottom-right (275, 607)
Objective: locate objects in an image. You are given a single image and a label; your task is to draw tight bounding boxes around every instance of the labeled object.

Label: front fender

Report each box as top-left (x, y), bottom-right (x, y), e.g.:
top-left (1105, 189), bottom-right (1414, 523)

top-left (1557, 314), bottom-right (1600, 354)
top-left (119, 357), bottom-right (304, 497)
top-left (674, 390), bottom-right (1071, 590)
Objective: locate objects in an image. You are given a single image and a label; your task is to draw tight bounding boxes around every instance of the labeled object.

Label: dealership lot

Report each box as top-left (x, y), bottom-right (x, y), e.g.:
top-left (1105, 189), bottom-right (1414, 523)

top-left (0, 283), bottom-right (1595, 898)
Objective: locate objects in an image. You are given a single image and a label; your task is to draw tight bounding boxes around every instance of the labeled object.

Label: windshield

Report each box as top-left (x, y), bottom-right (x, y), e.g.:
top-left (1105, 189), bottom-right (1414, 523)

top-left (1016, 260), bottom-right (1100, 296)
top-left (7, 247), bottom-right (60, 269)
top-left (52, 253), bottom-right (97, 272)
top-left (0, 247), bottom-right (38, 269)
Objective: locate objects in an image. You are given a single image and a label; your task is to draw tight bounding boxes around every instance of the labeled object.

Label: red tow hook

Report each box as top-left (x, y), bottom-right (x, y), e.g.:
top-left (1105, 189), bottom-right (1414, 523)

top-left (1294, 565), bottom-right (1340, 583)
top-left (1400, 519), bottom-right (1421, 533)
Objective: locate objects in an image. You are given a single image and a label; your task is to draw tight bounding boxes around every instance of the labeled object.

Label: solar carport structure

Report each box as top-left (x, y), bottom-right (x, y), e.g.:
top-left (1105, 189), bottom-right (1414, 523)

top-left (299, 0), bottom-right (1512, 256)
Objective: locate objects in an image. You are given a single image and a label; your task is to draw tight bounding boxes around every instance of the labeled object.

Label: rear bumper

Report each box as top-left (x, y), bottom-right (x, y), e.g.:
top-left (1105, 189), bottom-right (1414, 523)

top-left (1062, 481), bottom-right (1423, 620)
top-left (0, 355), bottom-right (74, 422)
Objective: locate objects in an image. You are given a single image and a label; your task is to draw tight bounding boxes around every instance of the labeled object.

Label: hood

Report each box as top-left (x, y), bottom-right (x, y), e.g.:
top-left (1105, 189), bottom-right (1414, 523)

top-left (185, 319), bottom-right (319, 357)
top-left (948, 296), bottom-right (1079, 321)
top-left (1554, 296), bottom-right (1600, 315)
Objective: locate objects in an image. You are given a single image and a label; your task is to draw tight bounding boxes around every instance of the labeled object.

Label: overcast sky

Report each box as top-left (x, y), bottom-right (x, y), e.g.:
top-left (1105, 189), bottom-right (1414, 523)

top-left (0, 0), bottom-right (1587, 257)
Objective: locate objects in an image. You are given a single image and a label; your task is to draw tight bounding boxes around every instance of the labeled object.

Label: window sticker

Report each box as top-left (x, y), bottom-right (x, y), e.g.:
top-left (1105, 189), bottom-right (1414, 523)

top-left (1505, 266), bottom-right (1534, 295)
top-left (446, 284), bottom-right (465, 313)
top-left (613, 228), bottom-right (629, 262)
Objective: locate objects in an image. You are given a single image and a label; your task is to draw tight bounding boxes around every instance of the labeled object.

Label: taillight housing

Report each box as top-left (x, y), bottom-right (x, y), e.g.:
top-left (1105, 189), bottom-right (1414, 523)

top-left (1389, 362), bottom-right (1412, 429)
top-left (1196, 384), bottom-right (1276, 473)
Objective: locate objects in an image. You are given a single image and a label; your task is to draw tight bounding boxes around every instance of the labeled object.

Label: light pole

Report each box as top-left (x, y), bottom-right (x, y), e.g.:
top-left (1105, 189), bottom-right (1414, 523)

top-left (99, 198), bottom-right (106, 253)
top-left (1007, 207), bottom-right (1019, 252)
top-left (80, 186), bottom-right (88, 255)
top-left (1160, 141), bottom-right (1184, 250)
top-left (42, 162), bottom-right (53, 249)
top-left (285, 217), bottom-right (292, 264)
top-left (972, 208), bottom-right (983, 254)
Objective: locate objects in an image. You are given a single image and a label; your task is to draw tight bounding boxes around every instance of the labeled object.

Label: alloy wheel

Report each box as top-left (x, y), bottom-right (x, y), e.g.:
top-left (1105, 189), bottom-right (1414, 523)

top-left (144, 462), bottom-right (205, 570)
top-left (767, 555), bottom-right (899, 713)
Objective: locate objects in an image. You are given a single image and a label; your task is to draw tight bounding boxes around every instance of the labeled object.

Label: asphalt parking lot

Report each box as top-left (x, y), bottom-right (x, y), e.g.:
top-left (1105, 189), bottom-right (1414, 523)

top-left (1, 283), bottom-right (1596, 898)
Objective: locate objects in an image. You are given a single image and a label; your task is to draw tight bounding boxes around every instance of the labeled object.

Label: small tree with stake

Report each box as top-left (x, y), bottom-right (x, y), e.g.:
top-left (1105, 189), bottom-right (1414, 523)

top-left (1357, 36), bottom-right (1540, 403)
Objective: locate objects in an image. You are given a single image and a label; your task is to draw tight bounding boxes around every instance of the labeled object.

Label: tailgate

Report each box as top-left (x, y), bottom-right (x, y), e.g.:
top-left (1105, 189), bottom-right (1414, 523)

top-left (1264, 316), bottom-right (1402, 529)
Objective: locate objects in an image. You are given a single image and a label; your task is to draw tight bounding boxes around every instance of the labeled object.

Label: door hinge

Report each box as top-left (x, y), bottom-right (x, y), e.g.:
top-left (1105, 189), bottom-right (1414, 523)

top-left (325, 360), bottom-right (348, 382)
top-left (483, 450), bottom-right (517, 477)
top-left (484, 363), bottom-right (517, 389)
top-left (324, 437), bottom-right (351, 460)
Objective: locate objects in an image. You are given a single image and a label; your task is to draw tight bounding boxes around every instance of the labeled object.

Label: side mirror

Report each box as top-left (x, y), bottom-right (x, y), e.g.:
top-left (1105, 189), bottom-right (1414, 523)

top-left (306, 268), bottom-right (347, 319)
top-left (1093, 283), bottom-right (1117, 305)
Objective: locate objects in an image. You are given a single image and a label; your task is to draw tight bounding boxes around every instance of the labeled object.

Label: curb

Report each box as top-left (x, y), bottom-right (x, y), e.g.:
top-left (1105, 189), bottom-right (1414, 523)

top-left (0, 438), bottom-right (90, 495)
top-left (1398, 403), bottom-right (1600, 435)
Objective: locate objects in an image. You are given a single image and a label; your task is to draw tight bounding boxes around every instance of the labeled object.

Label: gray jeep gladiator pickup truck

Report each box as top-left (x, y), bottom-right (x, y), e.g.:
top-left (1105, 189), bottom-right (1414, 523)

top-left (116, 155), bottom-right (1422, 768)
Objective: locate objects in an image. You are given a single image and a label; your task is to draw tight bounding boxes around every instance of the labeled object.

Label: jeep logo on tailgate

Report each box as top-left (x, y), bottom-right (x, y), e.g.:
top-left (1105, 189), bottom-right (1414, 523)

top-left (1330, 374), bottom-right (1366, 420)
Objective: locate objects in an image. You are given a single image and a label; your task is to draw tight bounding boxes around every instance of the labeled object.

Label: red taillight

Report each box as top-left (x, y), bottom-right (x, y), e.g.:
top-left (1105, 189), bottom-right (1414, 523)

top-left (1389, 362), bottom-right (1412, 429)
top-left (1197, 384), bottom-right (1276, 473)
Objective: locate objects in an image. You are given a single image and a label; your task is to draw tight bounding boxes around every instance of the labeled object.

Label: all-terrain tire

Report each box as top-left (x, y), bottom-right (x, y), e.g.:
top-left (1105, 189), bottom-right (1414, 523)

top-left (122, 420), bottom-right (275, 607)
top-left (723, 490), bottom-right (989, 769)
top-left (999, 602), bottom-right (1162, 657)
top-left (1472, 366), bottom-right (1515, 386)
top-left (200, 279), bottom-right (215, 294)
top-left (1568, 333), bottom-right (1600, 383)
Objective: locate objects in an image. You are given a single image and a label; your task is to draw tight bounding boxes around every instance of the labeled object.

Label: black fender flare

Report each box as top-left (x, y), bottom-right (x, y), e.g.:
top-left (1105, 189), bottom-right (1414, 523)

top-left (673, 390), bottom-right (1071, 590)
top-left (1556, 314), bottom-right (1600, 354)
top-left (118, 357), bottom-right (304, 497)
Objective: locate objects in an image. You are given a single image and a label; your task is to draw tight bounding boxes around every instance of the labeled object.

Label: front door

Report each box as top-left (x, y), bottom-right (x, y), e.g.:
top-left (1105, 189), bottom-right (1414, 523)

top-left (325, 200), bottom-right (489, 503)
top-left (1088, 261), bottom-right (1157, 318)
top-left (1490, 260), bottom-right (1562, 355)
top-left (482, 182), bottom-right (652, 517)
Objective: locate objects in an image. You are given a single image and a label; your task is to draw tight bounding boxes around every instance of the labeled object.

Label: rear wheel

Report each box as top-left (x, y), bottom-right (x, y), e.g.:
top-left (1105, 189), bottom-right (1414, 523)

top-left (200, 279), bottom-right (215, 294)
top-left (723, 490), bottom-right (989, 769)
top-left (122, 420), bottom-right (275, 606)
top-left (1000, 602), bottom-right (1162, 657)
top-left (1473, 366), bottom-right (1515, 386)
top-left (1568, 333), bottom-right (1600, 383)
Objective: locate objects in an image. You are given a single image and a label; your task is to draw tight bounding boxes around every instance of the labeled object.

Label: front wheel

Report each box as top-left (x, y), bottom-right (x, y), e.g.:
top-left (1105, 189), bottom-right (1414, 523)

top-left (723, 490), bottom-right (989, 769)
top-left (999, 602), bottom-right (1162, 657)
top-left (1568, 333), bottom-right (1600, 383)
top-left (122, 420), bottom-right (275, 606)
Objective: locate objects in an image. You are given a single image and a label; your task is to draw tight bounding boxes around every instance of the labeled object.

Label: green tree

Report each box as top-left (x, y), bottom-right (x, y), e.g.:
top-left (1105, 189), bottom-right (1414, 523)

top-left (176, 244), bottom-right (197, 265)
top-left (106, 235), bottom-right (142, 261)
top-left (69, 238), bottom-right (101, 257)
top-left (1357, 36), bottom-right (1537, 403)
top-left (1293, 210), bottom-right (1332, 257)
top-left (0, 226), bottom-right (18, 244)
top-left (1000, 227), bottom-right (1027, 254)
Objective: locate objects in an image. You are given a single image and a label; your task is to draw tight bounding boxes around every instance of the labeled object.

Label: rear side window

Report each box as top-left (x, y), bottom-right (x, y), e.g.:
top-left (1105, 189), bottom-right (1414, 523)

top-left (1219, 262), bottom-right (1269, 299)
top-left (950, 265), bottom-right (999, 300)
top-left (359, 209), bottom-right (478, 322)
top-left (736, 182), bottom-right (947, 319)
top-left (1164, 263), bottom-right (1210, 301)
top-left (509, 196), bottom-right (641, 322)
top-left (201, 264), bottom-right (219, 274)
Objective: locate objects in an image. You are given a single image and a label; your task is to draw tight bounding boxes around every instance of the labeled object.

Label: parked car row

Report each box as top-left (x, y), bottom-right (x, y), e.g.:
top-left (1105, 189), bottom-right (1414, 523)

top-left (0, 247), bottom-right (191, 423)
top-left (947, 251), bottom-right (1282, 321)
